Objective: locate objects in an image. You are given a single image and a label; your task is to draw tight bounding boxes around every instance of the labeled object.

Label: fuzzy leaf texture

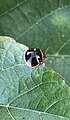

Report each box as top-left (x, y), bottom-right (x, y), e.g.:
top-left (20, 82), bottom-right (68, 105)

top-left (0, 37), bottom-right (70, 120)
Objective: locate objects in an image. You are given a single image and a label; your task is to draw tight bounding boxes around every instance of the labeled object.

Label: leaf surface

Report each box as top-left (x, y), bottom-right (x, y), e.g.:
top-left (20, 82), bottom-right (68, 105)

top-left (0, 37), bottom-right (70, 119)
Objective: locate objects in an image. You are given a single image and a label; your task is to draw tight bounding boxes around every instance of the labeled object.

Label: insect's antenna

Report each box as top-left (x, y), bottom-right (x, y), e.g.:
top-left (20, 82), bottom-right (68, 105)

top-left (43, 47), bottom-right (50, 59)
top-left (45, 47), bottom-right (50, 53)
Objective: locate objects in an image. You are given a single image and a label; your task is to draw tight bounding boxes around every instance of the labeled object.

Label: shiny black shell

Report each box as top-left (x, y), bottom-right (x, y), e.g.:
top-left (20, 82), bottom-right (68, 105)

top-left (24, 48), bottom-right (43, 68)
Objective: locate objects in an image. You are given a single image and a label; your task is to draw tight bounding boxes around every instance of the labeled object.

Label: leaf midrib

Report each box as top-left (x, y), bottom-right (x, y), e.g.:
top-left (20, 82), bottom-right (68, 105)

top-left (0, 102), bottom-right (69, 120)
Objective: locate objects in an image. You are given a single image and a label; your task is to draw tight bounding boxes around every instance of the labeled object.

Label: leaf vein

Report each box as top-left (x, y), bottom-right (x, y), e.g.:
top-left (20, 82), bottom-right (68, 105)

top-left (17, 5), bottom-right (70, 40)
top-left (7, 107), bottom-right (16, 120)
top-left (44, 97), bottom-right (70, 112)
top-left (0, 0), bottom-right (28, 17)
top-left (7, 81), bottom-right (58, 106)
top-left (0, 104), bottom-right (69, 119)
top-left (56, 39), bottom-right (70, 54)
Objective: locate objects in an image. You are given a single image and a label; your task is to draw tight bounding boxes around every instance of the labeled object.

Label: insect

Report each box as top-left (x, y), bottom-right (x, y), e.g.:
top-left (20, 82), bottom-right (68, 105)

top-left (24, 48), bottom-right (45, 68)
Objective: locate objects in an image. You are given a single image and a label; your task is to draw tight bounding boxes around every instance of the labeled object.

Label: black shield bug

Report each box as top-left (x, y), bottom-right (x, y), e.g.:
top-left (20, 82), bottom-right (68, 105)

top-left (24, 48), bottom-right (44, 68)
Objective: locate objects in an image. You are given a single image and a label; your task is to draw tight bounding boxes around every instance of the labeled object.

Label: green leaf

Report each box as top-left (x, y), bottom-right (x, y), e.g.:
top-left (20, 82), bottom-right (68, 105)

top-left (0, 36), bottom-right (70, 119)
top-left (0, 0), bottom-right (70, 86)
